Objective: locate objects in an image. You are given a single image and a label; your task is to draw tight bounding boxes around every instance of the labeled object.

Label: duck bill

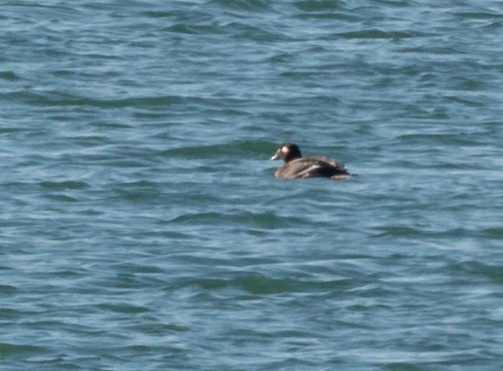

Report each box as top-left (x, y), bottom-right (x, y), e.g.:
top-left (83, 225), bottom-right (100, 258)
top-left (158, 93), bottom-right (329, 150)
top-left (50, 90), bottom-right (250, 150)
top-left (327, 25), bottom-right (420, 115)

top-left (270, 153), bottom-right (279, 160)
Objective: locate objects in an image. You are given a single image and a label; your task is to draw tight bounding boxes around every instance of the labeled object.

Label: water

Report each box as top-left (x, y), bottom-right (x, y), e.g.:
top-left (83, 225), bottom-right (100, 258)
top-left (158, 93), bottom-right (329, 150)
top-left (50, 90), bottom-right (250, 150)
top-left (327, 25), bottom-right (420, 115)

top-left (1, 0), bottom-right (503, 369)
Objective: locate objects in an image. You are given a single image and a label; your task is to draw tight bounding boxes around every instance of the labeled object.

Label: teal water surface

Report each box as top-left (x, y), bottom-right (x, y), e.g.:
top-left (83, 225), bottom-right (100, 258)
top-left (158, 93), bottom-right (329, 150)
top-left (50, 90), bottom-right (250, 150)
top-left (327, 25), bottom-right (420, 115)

top-left (1, 0), bottom-right (503, 369)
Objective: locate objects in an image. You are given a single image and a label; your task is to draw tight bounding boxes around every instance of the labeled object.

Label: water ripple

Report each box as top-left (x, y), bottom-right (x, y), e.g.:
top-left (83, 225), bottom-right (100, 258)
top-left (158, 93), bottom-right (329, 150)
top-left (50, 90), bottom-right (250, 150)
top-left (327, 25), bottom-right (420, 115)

top-left (2, 0), bottom-right (503, 369)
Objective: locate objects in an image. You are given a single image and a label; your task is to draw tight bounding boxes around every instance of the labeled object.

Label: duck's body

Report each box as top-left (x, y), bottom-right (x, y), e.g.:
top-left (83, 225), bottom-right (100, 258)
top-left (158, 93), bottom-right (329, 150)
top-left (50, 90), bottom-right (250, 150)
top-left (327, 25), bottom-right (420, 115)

top-left (271, 142), bottom-right (350, 179)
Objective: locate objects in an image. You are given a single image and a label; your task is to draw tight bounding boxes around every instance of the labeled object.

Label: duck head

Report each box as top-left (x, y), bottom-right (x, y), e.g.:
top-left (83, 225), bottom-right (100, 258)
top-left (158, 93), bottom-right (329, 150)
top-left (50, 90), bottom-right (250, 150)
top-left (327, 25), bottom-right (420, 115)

top-left (270, 142), bottom-right (302, 163)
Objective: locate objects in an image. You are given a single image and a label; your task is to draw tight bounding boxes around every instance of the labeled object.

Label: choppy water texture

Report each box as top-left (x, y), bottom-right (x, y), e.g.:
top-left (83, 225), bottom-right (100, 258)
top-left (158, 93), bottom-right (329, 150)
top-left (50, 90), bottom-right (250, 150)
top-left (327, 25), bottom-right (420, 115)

top-left (1, 0), bottom-right (503, 369)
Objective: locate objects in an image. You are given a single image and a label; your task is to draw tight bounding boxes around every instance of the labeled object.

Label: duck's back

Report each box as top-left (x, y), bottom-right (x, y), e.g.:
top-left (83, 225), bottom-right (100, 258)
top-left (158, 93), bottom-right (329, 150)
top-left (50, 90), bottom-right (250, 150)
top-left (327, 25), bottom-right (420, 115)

top-left (275, 156), bottom-right (349, 179)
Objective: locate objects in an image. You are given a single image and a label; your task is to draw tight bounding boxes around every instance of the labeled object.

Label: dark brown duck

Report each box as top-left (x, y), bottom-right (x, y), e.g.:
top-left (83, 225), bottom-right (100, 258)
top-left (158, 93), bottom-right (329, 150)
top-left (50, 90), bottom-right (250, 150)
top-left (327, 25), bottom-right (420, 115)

top-left (270, 142), bottom-right (351, 179)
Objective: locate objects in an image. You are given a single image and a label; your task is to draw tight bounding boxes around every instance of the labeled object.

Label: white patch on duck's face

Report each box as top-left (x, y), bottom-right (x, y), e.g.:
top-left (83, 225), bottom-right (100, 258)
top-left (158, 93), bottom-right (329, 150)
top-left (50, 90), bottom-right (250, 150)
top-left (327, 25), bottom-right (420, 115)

top-left (281, 146), bottom-right (290, 155)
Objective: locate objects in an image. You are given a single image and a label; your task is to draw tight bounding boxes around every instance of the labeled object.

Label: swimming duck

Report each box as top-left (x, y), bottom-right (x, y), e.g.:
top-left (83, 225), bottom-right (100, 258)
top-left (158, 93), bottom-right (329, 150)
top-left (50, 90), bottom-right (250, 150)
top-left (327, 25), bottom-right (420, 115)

top-left (270, 142), bottom-right (351, 179)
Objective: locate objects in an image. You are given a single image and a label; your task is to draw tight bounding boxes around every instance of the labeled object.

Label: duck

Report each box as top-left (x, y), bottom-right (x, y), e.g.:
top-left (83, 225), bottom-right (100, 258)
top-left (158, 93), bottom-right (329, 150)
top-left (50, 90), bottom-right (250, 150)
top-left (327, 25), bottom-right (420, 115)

top-left (270, 142), bottom-right (351, 179)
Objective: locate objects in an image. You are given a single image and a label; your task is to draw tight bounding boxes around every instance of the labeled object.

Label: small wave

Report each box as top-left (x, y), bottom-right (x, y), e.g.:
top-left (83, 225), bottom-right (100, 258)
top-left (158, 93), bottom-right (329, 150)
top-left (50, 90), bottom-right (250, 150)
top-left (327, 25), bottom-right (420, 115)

top-left (294, 0), bottom-right (342, 12)
top-left (0, 71), bottom-right (21, 81)
top-left (396, 132), bottom-right (479, 146)
top-left (46, 194), bottom-right (79, 203)
top-left (455, 11), bottom-right (503, 20)
top-left (454, 261), bottom-right (503, 284)
top-left (374, 226), bottom-right (424, 238)
top-left (484, 227), bottom-right (503, 239)
top-left (0, 285), bottom-right (17, 294)
top-left (39, 181), bottom-right (89, 190)
top-left (161, 140), bottom-right (273, 159)
top-left (338, 29), bottom-right (418, 40)
top-left (295, 11), bottom-right (362, 21)
top-left (142, 10), bottom-right (177, 18)
top-left (190, 274), bottom-right (351, 295)
top-left (165, 23), bottom-right (221, 35)
top-left (0, 342), bottom-right (47, 357)
top-left (8, 90), bottom-right (198, 109)
top-left (170, 210), bottom-right (297, 229)
top-left (212, 0), bottom-right (270, 11)
top-left (97, 303), bottom-right (150, 314)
